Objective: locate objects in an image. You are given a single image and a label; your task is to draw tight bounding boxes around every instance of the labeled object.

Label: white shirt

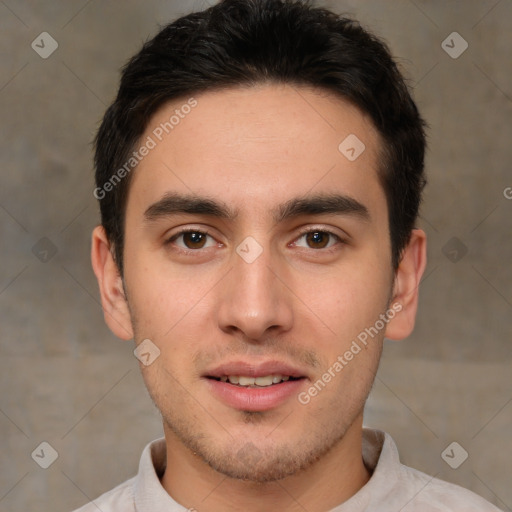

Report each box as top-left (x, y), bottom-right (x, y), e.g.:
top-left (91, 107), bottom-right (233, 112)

top-left (72, 428), bottom-right (502, 511)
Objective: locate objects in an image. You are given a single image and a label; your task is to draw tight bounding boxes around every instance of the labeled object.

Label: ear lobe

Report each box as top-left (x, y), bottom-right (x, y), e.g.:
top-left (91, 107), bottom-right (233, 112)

top-left (384, 228), bottom-right (427, 341)
top-left (91, 225), bottom-right (134, 341)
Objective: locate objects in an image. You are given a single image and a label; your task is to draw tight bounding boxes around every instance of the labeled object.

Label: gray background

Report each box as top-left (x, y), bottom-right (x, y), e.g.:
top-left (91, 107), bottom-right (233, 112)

top-left (1, 0), bottom-right (511, 510)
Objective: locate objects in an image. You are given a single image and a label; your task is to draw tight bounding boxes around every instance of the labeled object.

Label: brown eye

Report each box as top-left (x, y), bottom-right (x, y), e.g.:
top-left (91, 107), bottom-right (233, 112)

top-left (305, 231), bottom-right (330, 249)
top-left (169, 230), bottom-right (217, 251)
top-left (182, 232), bottom-right (207, 249)
top-left (294, 230), bottom-right (341, 250)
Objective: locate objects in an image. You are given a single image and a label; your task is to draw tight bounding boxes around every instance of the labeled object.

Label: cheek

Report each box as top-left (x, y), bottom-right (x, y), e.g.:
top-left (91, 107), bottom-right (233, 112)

top-left (124, 258), bottom-right (217, 337)
top-left (299, 260), bottom-right (391, 342)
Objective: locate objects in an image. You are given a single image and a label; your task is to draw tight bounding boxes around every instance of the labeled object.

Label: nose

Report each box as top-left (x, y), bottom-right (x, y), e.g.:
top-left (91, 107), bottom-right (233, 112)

top-left (216, 242), bottom-right (294, 342)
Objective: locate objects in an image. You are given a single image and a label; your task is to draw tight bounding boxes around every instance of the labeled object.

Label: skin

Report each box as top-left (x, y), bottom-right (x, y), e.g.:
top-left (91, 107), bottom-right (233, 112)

top-left (92, 83), bottom-right (427, 511)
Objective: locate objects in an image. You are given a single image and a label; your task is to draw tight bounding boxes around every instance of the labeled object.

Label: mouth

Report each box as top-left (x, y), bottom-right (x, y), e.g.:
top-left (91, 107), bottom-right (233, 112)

top-left (203, 361), bottom-right (308, 411)
top-left (207, 374), bottom-right (303, 387)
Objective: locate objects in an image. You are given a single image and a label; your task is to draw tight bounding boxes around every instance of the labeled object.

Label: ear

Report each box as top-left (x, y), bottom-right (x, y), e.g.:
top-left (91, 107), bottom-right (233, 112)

top-left (91, 225), bottom-right (134, 340)
top-left (385, 228), bottom-right (427, 341)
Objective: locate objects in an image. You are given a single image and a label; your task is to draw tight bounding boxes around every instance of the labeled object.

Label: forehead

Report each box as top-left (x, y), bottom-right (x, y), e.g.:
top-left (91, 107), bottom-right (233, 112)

top-left (127, 83), bottom-right (385, 224)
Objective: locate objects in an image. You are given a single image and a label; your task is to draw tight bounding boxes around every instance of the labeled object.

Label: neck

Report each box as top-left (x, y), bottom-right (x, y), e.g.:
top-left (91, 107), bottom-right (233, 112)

top-left (161, 416), bottom-right (371, 512)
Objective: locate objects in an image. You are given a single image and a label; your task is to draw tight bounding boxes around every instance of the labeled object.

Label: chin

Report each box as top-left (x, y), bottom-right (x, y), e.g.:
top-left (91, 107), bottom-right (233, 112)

top-left (164, 411), bottom-right (350, 483)
top-left (202, 444), bottom-right (321, 483)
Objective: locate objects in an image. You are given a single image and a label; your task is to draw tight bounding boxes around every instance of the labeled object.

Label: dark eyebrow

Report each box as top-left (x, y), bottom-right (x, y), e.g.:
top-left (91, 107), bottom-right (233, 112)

top-left (274, 194), bottom-right (370, 223)
top-left (144, 192), bottom-right (370, 223)
top-left (144, 193), bottom-right (237, 221)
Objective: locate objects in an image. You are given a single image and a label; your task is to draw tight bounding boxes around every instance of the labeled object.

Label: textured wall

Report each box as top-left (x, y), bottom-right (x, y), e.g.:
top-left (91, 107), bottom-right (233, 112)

top-left (0, 1), bottom-right (510, 511)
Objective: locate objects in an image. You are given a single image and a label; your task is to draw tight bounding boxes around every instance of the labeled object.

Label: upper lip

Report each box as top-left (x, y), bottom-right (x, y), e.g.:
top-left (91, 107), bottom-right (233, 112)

top-left (204, 360), bottom-right (307, 379)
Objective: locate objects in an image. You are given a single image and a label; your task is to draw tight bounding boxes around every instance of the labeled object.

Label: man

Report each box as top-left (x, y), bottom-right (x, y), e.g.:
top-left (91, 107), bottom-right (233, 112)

top-left (78, 0), bottom-right (502, 510)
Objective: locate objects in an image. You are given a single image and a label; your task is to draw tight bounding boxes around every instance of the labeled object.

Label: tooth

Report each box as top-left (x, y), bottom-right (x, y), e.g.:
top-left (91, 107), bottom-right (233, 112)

top-left (281, 376), bottom-right (290, 381)
top-left (254, 376), bottom-right (274, 386)
top-left (238, 376), bottom-right (255, 386)
top-left (228, 376), bottom-right (239, 384)
top-left (272, 375), bottom-right (283, 384)
top-left (220, 376), bottom-right (228, 382)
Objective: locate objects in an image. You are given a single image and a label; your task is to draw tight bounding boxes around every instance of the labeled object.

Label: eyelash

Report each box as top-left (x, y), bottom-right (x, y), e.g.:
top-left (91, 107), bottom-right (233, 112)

top-left (166, 227), bottom-right (345, 254)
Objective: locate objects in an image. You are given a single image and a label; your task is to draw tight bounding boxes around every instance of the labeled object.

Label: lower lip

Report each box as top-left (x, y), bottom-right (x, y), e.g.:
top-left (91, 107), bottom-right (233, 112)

top-left (205, 378), bottom-right (305, 411)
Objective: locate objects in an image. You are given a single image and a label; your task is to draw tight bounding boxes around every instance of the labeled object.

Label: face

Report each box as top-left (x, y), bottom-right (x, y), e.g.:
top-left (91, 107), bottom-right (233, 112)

top-left (116, 84), bottom-right (398, 481)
